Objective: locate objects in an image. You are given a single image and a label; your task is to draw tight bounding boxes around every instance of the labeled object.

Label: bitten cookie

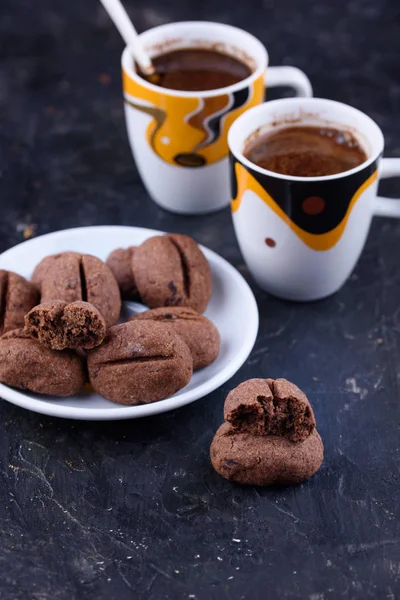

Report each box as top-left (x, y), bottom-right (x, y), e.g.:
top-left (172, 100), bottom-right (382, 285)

top-left (211, 378), bottom-right (323, 486)
top-left (0, 270), bottom-right (39, 335)
top-left (0, 329), bottom-right (86, 396)
top-left (210, 423), bottom-right (324, 486)
top-left (25, 300), bottom-right (106, 350)
top-left (32, 252), bottom-right (121, 327)
top-left (106, 247), bottom-right (139, 300)
top-left (224, 378), bottom-right (316, 442)
top-left (132, 234), bottom-right (212, 313)
top-left (129, 307), bottom-right (220, 370)
top-left (87, 320), bottom-right (193, 405)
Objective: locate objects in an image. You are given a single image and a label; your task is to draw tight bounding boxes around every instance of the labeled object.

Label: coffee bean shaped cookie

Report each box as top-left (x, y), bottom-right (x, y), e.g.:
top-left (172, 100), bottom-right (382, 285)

top-left (129, 307), bottom-right (220, 370)
top-left (106, 247), bottom-right (139, 300)
top-left (25, 300), bottom-right (106, 350)
top-left (32, 252), bottom-right (121, 327)
top-left (210, 422), bottom-right (324, 486)
top-left (133, 234), bottom-right (212, 313)
top-left (0, 329), bottom-right (86, 396)
top-left (0, 270), bottom-right (39, 335)
top-left (87, 320), bottom-right (193, 405)
top-left (224, 378), bottom-right (316, 442)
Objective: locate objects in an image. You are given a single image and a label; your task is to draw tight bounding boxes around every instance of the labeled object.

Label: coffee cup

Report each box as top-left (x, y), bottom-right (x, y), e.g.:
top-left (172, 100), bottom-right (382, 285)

top-left (228, 97), bottom-right (400, 301)
top-left (122, 21), bottom-right (312, 215)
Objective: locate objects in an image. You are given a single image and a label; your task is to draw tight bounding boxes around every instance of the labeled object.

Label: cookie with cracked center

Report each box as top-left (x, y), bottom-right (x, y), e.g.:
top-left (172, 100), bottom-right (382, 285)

top-left (210, 378), bottom-right (323, 486)
top-left (87, 320), bottom-right (193, 405)
top-left (0, 329), bottom-right (86, 396)
top-left (132, 234), bottom-right (212, 313)
top-left (25, 300), bottom-right (106, 350)
top-left (0, 270), bottom-right (39, 335)
top-left (224, 378), bottom-right (316, 442)
top-left (129, 306), bottom-right (220, 370)
top-left (31, 251), bottom-right (121, 328)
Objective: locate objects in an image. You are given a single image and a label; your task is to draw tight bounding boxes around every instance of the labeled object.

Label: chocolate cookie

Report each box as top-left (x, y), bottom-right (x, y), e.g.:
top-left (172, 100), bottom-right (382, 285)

top-left (0, 270), bottom-right (39, 335)
top-left (106, 247), bottom-right (139, 300)
top-left (25, 300), bottom-right (106, 350)
top-left (210, 423), bottom-right (324, 486)
top-left (211, 378), bottom-right (323, 486)
top-left (132, 234), bottom-right (212, 313)
top-left (129, 307), bottom-right (220, 370)
top-left (0, 329), bottom-right (86, 396)
top-left (224, 378), bottom-right (316, 442)
top-left (32, 252), bottom-right (121, 327)
top-left (87, 320), bottom-right (193, 405)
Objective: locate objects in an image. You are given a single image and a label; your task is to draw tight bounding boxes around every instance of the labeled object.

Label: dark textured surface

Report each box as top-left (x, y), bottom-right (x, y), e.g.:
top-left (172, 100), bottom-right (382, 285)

top-left (1, 0), bottom-right (400, 598)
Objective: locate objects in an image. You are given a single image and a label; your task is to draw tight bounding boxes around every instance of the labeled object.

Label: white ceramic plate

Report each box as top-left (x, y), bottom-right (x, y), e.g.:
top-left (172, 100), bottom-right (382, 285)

top-left (0, 226), bottom-right (258, 420)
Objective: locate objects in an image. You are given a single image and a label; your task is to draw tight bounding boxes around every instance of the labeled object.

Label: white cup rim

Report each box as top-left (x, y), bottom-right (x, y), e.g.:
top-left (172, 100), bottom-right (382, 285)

top-left (121, 21), bottom-right (268, 99)
top-left (228, 97), bottom-right (385, 182)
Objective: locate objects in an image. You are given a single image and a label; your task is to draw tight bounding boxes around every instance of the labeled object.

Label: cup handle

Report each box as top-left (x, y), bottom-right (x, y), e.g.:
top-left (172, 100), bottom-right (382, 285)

top-left (266, 66), bottom-right (313, 97)
top-left (374, 158), bottom-right (400, 218)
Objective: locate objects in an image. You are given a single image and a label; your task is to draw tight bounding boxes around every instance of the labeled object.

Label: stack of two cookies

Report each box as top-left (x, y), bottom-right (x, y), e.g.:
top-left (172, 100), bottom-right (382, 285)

top-left (211, 378), bottom-right (324, 486)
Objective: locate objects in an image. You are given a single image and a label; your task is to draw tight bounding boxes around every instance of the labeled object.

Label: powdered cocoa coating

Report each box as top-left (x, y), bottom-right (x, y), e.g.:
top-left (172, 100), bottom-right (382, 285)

top-left (31, 255), bottom-right (57, 288)
top-left (0, 328), bottom-right (86, 396)
top-left (32, 252), bottom-right (121, 327)
top-left (82, 254), bottom-right (121, 326)
top-left (87, 320), bottom-right (193, 405)
top-left (210, 423), bottom-right (324, 486)
top-left (25, 300), bottom-right (106, 350)
top-left (224, 378), bottom-right (316, 442)
top-left (33, 252), bottom-right (81, 303)
top-left (106, 247), bottom-right (139, 300)
top-left (0, 270), bottom-right (39, 335)
top-left (132, 234), bottom-right (212, 313)
top-left (129, 306), bottom-right (220, 370)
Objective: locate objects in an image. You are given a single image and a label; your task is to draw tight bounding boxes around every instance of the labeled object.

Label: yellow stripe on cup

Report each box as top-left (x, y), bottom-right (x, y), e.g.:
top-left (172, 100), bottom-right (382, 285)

top-left (122, 68), bottom-right (265, 167)
top-left (231, 162), bottom-right (378, 251)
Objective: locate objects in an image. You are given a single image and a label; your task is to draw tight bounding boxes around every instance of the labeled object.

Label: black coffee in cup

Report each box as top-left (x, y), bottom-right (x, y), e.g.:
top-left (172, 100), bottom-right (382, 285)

top-left (137, 48), bottom-right (252, 92)
top-left (244, 126), bottom-right (367, 177)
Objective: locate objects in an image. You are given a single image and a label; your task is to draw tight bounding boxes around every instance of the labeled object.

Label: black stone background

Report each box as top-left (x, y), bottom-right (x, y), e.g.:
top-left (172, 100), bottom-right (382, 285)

top-left (0, 0), bottom-right (399, 598)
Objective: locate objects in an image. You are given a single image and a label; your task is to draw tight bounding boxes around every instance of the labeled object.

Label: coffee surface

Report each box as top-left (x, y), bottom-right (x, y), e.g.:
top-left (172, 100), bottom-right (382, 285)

top-left (244, 126), bottom-right (367, 177)
top-left (138, 48), bottom-right (251, 91)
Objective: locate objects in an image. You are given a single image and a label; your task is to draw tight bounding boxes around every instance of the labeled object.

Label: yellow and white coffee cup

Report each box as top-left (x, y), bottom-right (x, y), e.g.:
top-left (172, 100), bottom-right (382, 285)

top-left (228, 97), bottom-right (400, 301)
top-left (122, 21), bottom-right (312, 214)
